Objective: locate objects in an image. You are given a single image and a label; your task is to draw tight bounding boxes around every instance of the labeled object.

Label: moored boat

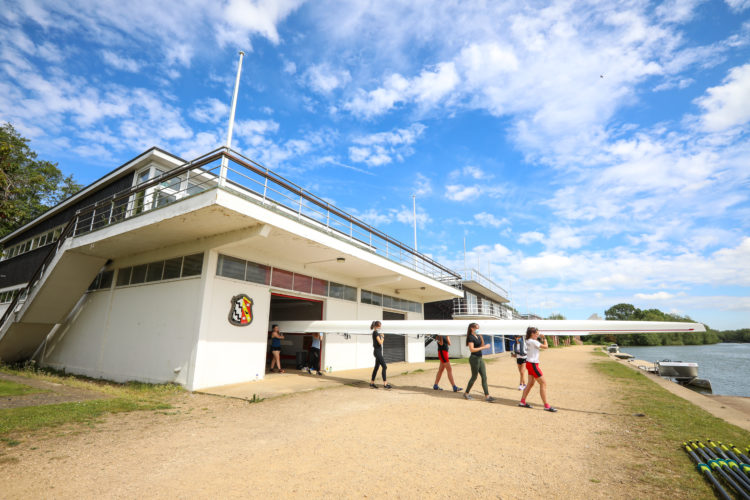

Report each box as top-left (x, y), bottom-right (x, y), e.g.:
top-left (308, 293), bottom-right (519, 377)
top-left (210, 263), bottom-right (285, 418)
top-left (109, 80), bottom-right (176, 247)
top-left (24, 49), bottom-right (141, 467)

top-left (656, 360), bottom-right (699, 379)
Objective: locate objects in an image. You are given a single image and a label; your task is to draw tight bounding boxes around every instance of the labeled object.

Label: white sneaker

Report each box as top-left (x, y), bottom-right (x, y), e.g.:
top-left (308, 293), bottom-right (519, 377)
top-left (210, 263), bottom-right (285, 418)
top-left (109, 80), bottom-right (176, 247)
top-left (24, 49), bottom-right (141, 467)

top-left (518, 385), bottom-right (523, 390)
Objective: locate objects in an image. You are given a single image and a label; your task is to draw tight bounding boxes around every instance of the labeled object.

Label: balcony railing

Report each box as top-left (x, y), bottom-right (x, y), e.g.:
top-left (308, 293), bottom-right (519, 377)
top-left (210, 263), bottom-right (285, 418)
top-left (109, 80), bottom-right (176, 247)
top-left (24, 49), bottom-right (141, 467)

top-left (452, 298), bottom-right (513, 319)
top-left (71, 147), bottom-right (461, 283)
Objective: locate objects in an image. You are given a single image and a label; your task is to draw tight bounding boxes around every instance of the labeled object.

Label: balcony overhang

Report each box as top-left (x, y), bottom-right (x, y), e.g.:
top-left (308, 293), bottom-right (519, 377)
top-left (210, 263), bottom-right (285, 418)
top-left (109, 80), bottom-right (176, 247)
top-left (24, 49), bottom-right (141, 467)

top-left (461, 280), bottom-right (509, 304)
top-left (69, 188), bottom-right (462, 303)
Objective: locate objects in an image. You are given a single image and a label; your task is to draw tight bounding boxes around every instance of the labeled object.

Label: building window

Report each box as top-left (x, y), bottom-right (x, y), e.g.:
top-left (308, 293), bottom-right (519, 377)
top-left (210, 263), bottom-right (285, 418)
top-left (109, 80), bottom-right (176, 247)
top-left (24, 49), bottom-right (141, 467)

top-left (1, 224), bottom-right (67, 262)
top-left (88, 269), bottom-right (114, 291)
top-left (362, 289), bottom-right (421, 314)
top-left (115, 253), bottom-right (204, 288)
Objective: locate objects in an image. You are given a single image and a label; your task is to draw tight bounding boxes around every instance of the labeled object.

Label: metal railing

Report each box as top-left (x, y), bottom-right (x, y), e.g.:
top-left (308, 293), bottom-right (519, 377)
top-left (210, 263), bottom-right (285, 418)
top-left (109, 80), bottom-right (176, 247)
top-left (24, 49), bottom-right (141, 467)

top-left (452, 298), bottom-right (513, 319)
top-left (71, 147), bottom-right (461, 282)
top-left (458, 268), bottom-right (508, 299)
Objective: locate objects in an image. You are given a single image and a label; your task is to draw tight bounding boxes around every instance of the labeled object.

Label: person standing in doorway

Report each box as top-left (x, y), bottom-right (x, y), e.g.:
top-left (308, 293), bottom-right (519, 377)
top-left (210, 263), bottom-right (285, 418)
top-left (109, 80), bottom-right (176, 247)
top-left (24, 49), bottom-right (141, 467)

top-left (512, 334), bottom-right (527, 391)
top-left (519, 327), bottom-right (557, 412)
top-left (307, 332), bottom-right (323, 376)
top-left (464, 323), bottom-right (493, 402)
top-left (370, 321), bottom-right (391, 389)
top-left (269, 324), bottom-right (285, 373)
top-left (433, 335), bottom-right (462, 392)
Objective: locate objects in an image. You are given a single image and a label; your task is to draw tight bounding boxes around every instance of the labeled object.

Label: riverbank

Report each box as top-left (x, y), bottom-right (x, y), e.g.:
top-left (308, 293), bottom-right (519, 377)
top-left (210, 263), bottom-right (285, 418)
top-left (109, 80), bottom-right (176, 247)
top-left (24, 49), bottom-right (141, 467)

top-left (1, 346), bottom-right (748, 498)
top-left (616, 355), bottom-right (750, 432)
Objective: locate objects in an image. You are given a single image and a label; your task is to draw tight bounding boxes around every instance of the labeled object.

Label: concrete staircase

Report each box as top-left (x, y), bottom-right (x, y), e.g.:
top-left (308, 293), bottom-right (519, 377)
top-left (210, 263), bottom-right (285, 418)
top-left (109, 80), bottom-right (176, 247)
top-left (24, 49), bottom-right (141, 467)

top-left (0, 239), bottom-right (106, 362)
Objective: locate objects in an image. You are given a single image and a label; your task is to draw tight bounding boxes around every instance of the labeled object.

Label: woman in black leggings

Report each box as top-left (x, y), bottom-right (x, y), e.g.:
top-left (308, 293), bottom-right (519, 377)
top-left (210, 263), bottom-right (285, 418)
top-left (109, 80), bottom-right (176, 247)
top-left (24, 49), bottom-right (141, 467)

top-left (370, 321), bottom-right (392, 389)
top-left (464, 322), bottom-right (493, 402)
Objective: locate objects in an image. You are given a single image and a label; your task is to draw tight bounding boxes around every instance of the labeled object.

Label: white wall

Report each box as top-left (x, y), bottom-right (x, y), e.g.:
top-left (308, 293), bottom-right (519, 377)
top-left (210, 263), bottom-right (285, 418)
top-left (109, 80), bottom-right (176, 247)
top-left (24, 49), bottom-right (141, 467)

top-left (43, 278), bottom-right (202, 385)
top-left (189, 276), bottom-right (271, 390)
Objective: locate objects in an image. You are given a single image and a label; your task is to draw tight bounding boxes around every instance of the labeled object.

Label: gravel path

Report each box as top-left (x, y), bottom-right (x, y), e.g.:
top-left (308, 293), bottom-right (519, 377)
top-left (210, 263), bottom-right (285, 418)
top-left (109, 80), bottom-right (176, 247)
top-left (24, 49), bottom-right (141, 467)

top-left (1, 346), bottom-right (654, 498)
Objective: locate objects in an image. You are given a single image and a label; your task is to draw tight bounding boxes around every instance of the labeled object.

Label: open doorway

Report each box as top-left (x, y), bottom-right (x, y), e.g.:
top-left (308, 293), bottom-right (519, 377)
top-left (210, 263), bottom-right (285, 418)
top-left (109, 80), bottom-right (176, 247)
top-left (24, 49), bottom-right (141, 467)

top-left (382, 310), bottom-right (406, 363)
top-left (268, 294), bottom-right (323, 372)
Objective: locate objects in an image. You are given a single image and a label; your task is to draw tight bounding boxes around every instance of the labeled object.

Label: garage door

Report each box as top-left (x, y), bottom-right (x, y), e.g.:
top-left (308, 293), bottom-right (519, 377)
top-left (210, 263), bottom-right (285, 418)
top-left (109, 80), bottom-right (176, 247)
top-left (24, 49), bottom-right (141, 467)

top-left (383, 334), bottom-right (406, 363)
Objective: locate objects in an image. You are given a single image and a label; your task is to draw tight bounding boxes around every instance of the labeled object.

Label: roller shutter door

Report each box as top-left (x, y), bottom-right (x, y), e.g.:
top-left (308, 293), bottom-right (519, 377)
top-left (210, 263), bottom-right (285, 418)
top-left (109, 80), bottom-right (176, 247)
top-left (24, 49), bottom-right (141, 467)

top-left (383, 334), bottom-right (406, 363)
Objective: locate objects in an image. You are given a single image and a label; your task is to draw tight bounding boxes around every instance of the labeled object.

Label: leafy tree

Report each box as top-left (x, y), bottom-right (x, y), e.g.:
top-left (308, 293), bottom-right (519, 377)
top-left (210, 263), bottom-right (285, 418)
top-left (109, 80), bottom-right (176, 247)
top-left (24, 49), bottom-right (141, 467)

top-left (605, 303), bottom-right (640, 320)
top-left (0, 123), bottom-right (81, 237)
top-left (546, 313), bottom-right (566, 320)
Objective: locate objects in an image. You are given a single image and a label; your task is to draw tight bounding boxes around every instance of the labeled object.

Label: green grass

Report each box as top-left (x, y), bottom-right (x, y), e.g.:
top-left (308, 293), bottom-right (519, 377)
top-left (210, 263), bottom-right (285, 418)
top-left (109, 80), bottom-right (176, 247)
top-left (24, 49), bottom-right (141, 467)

top-left (592, 356), bottom-right (750, 498)
top-left (0, 379), bottom-right (48, 397)
top-left (0, 364), bottom-right (184, 437)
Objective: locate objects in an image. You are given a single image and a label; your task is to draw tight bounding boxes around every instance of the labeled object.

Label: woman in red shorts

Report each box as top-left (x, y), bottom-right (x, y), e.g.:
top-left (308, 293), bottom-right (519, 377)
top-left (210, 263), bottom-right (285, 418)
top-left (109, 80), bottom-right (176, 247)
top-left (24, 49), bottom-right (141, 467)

top-left (432, 334), bottom-right (462, 392)
top-left (519, 327), bottom-right (557, 412)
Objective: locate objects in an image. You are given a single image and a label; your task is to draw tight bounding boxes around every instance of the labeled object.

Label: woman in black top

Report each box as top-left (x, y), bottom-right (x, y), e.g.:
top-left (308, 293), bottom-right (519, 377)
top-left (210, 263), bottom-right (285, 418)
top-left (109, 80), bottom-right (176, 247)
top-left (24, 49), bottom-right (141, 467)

top-left (370, 321), bottom-right (391, 389)
top-left (464, 323), bottom-right (493, 401)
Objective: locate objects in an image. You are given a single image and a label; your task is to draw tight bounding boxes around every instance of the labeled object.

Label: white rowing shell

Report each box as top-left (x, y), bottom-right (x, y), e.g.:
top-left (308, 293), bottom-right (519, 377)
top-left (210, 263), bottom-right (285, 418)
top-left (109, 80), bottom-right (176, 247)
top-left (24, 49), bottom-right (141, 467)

top-left (274, 319), bottom-right (706, 337)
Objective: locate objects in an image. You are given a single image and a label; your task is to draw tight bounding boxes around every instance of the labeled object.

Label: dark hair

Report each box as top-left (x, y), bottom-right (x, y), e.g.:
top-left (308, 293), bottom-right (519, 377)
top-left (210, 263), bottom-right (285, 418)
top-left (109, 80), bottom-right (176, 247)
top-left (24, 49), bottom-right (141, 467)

top-left (271, 324), bottom-right (279, 330)
top-left (370, 320), bottom-right (381, 330)
top-left (465, 323), bottom-right (478, 345)
top-left (525, 326), bottom-right (538, 340)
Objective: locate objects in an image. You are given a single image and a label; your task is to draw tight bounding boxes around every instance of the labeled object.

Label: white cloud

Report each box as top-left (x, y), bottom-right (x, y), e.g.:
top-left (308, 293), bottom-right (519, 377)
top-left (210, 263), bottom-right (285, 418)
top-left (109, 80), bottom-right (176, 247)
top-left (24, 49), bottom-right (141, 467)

top-left (634, 291), bottom-right (674, 300)
top-left (304, 63), bottom-right (351, 94)
top-left (695, 63), bottom-right (750, 131)
top-left (353, 205), bottom-right (431, 229)
top-left (518, 231), bottom-right (545, 244)
top-left (473, 212), bottom-right (507, 228)
top-left (413, 173), bottom-right (432, 197)
top-left (348, 123), bottom-right (426, 166)
top-left (283, 61), bottom-right (296, 74)
top-left (725, 0), bottom-right (750, 12)
top-left (445, 184), bottom-right (481, 202)
top-left (190, 98), bottom-right (229, 124)
top-left (101, 50), bottom-right (141, 72)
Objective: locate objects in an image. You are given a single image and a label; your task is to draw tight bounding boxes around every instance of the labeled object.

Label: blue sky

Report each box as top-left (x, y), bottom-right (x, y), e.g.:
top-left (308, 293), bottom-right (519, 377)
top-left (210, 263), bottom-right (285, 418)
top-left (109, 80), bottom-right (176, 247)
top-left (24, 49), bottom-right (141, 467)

top-left (2, 0), bottom-right (749, 329)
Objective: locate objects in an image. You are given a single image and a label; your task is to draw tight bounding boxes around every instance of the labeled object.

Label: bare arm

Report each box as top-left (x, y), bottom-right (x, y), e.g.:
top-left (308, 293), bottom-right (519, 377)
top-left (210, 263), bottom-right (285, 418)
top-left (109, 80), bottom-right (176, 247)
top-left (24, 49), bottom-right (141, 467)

top-left (539, 336), bottom-right (548, 349)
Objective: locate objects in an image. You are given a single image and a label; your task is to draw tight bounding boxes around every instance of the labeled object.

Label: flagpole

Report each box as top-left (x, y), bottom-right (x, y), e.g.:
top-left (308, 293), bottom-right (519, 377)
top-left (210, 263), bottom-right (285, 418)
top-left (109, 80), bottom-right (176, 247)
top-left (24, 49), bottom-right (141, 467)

top-left (220, 50), bottom-right (245, 186)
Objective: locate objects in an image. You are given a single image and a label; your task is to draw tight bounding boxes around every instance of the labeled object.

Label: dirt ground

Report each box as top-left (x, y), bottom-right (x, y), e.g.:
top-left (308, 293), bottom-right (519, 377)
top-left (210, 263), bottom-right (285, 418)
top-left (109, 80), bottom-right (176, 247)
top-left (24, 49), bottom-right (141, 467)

top-left (0, 346), bottom-right (674, 498)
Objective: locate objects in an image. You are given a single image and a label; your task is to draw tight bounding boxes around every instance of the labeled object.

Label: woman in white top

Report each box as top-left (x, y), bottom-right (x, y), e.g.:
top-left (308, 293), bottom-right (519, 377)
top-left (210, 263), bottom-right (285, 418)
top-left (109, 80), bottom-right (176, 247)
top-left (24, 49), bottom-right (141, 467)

top-left (518, 327), bottom-right (557, 412)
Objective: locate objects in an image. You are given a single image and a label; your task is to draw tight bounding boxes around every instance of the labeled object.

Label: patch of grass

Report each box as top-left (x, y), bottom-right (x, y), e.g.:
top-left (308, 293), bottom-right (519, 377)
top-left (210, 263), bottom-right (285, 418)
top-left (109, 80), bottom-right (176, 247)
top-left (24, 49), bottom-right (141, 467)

top-left (0, 379), bottom-right (48, 397)
top-left (0, 363), bottom-right (183, 437)
top-left (0, 398), bottom-right (171, 436)
top-left (1, 437), bottom-right (21, 447)
top-left (592, 356), bottom-right (750, 498)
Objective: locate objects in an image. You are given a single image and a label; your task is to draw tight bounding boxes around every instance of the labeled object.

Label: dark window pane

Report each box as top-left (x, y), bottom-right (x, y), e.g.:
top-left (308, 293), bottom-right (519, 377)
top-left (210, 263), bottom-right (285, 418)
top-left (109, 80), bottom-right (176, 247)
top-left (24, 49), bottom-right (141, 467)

top-left (88, 274), bottom-right (100, 291)
top-left (343, 285), bottom-right (357, 302)
top-left (116, 267), bottom-right (132, 287)
top-left (246, 261), bottom-right (270, 285)
top-left (311, 278), bottom-right (328, 296)
top-left (130, 264), bottom-right (147, 284)
top-left (182, 253), bottom-right (204, 277)
top-left (293, 273), bottom-right (312, 294)
top-left (328, 282), bottom-right (344, 299)
top-left (217, 255), bottom-right (245, 280)
top-left (99, 270), bottom-right (114, 289)
top-left (361, 290), bottom-right (371, 304)
top-left (371, 292), bottom-right (382, 307)
top-left (271, 268), bottom-right (293, 289)
top-left (383, 295), bottom-right (393, 308)
top-left (146, 261), bottom-right (164, 282)
top-left (163, 258), bottom-right (182, 280)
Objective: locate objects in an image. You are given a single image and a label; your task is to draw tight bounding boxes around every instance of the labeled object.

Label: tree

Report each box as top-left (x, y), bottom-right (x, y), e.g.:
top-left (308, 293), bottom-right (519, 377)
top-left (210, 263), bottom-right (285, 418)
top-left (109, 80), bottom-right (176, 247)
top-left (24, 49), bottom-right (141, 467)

top-left (605, 303), bottom-right (640, 320)
top-left (0, 123), bottom-right (81, 238)
top-left (546, 313), bottom-right (566, 320)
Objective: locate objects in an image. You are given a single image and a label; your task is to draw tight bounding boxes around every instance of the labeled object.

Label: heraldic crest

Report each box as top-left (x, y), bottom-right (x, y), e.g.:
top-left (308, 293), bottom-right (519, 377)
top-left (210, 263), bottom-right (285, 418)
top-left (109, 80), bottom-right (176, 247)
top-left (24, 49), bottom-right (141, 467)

top-left (228, 294), bottom-right (254, 326)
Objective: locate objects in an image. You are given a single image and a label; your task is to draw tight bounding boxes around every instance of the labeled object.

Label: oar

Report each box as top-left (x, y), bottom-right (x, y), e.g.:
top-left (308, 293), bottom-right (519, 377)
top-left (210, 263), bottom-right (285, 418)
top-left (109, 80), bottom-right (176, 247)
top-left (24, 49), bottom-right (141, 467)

top-left (692, 441), bottom-right (750, 499)
top-left (731, 444), bottom-right (750, 464)
top-left (685, 443), bottom-right (732, 500)
top-left (697, 441), bottom-right (750, 493)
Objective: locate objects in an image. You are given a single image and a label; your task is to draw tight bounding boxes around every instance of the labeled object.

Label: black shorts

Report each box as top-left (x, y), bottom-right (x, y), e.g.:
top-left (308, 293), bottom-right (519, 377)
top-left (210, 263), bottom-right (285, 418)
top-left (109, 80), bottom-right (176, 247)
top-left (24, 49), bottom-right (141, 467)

top-left (516, 357), bottom-right (527, 365)
top-left (271, 347), bottom-right (281, 352)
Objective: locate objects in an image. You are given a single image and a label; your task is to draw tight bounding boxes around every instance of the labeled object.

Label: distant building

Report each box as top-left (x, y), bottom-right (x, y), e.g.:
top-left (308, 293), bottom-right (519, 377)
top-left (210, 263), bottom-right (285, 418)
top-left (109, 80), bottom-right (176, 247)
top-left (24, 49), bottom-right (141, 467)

top-left (423, 269), bottom-right (514, 358)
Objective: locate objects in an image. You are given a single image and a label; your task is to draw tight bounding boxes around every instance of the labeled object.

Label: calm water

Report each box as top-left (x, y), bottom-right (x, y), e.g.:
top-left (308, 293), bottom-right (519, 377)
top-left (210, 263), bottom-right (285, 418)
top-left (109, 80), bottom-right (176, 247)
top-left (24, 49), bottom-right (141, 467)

top-left (623, 343), bottom-right (750, 397)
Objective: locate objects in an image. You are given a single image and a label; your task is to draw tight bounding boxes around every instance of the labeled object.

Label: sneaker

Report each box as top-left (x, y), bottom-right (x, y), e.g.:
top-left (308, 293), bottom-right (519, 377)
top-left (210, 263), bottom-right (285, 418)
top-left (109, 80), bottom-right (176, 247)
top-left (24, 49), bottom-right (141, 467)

top-left (433, 384), bottom-right (443, 391)
top-left (522, 384), bottom-right (527, 390)
top-left (453, 386), bottom-right (463, 392)
top-left (384, 383), bottom-right (393, 389)
top-left (317, 371), bottom-right (323, 376)
top-left (518, 402), bottom-right (532, 408)
top-left (370, 383), bottom-right (378, 389)
top-left (306, 368), bottom-right (312, 374)
top-left (485, 396), bottom-right (495, 403)
top-left (463, 393), bottom-right (472, 400)
top-left (544, 406), bottom-right (558, 413)
top-left (518, 384), bottom-right (524, 390)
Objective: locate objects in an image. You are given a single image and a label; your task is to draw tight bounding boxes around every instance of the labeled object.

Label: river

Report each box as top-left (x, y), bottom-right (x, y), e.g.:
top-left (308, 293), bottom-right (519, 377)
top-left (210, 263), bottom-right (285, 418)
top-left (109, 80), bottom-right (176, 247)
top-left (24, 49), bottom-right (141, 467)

top-left (622, 343), bottom-right (750, 397)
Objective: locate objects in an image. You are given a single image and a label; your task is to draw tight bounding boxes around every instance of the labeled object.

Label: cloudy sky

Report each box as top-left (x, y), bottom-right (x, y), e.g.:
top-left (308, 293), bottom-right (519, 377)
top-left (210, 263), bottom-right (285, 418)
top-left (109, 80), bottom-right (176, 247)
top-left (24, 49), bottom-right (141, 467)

top-left (2, 0), bottom-right (749, 329)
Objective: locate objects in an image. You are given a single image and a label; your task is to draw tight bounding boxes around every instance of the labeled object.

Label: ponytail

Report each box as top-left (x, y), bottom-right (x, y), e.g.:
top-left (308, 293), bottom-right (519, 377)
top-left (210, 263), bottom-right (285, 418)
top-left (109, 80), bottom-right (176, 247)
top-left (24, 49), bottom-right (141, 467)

top-left (370, 320), bottom-right (381, 330)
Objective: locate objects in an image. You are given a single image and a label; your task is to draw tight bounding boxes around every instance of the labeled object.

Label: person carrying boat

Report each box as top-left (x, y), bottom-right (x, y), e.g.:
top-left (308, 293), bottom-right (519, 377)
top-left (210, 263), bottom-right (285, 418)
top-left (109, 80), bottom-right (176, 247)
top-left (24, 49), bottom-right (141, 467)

top-left (432, 334), bottom-right (462, 392)
top-left (463, 323), bottom-right (494, 402)
top-left (370, 321), bottom-right (392, 389)
top-left (512, 334), bottom-right (527, 391)
top-left (519, 327), bottom-right (557, 412)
